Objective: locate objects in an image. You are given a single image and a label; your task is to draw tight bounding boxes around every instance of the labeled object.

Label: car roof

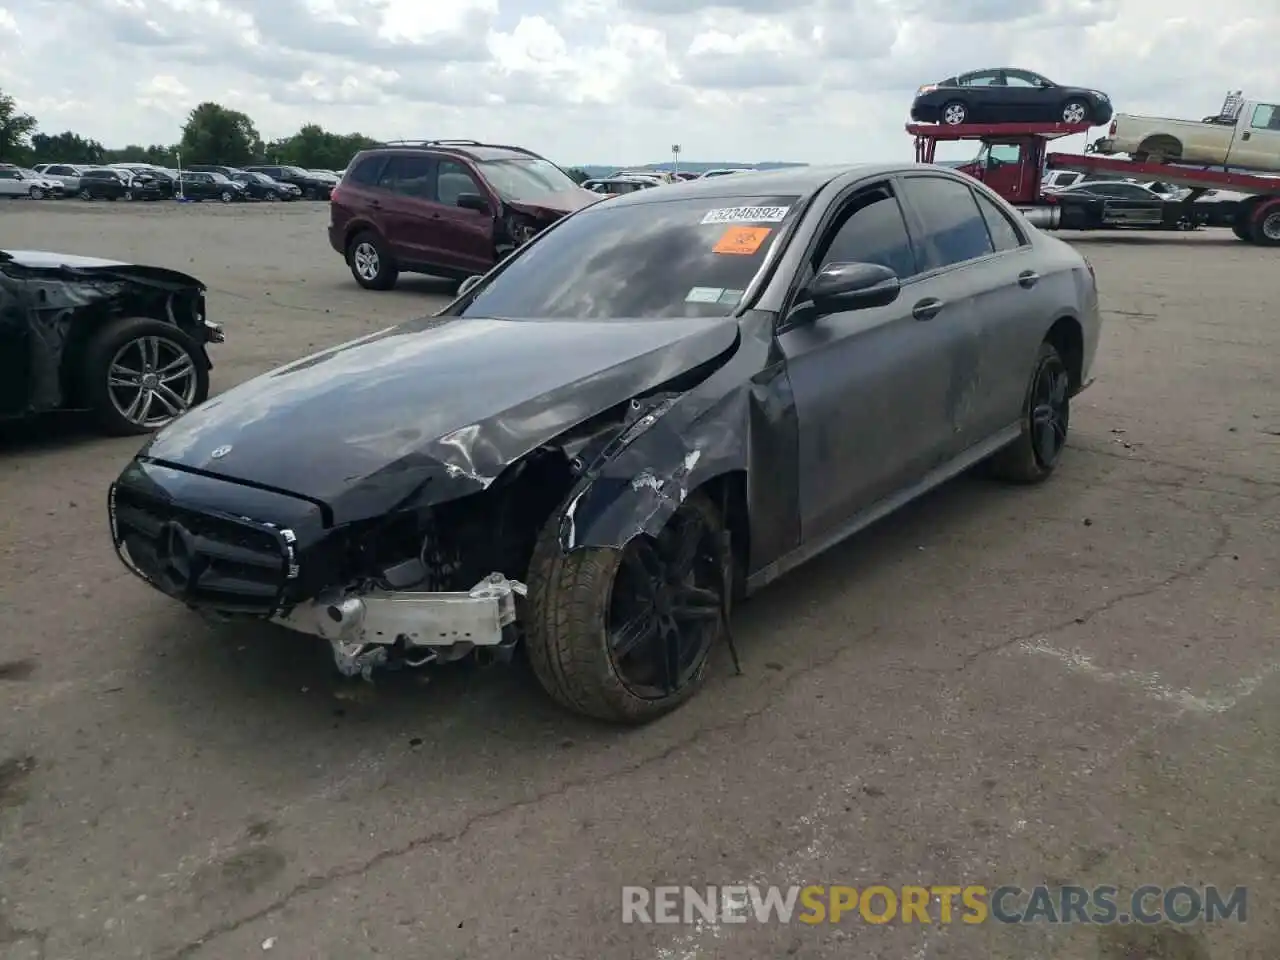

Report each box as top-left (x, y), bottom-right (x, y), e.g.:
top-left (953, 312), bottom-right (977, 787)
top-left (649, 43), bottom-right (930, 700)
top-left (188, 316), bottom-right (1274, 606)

top-left (599, 163), bottom-right (910, 208)
top-left (366, 141), bottom-right (541, 163)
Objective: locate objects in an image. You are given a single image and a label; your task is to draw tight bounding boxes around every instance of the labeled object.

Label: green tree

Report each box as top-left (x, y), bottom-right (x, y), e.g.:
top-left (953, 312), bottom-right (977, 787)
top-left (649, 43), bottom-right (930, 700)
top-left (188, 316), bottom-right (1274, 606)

top-left (179, 102), bottom-right (262, 166)
top-left (565, 167), bottom-right (589, 184)
top-left (103, 144), bottom-right (181, 167)
top-left (0, 89), bottom-right (37, 164)
top-left (264, 124), bottom-right (380, 170)
top-left (30, 131), bottom-right (107, 165)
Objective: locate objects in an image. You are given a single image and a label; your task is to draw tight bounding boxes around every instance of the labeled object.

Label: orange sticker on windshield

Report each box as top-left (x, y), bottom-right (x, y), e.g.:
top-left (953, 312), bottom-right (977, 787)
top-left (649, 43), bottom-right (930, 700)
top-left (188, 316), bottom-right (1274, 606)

top-left (713, 226), bottom-right (771, 255)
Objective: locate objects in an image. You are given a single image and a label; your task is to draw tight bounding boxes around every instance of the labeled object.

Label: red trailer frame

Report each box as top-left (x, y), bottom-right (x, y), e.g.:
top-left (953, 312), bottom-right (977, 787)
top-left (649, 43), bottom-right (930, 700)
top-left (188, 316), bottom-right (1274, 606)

top-left (906, 121), bottom-right (1280, 245)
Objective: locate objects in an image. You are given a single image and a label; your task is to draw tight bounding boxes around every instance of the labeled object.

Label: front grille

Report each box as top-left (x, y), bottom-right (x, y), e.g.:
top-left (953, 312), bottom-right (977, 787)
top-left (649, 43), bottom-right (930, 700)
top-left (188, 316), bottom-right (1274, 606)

top-left (110, 483), bottom-right (294, 615)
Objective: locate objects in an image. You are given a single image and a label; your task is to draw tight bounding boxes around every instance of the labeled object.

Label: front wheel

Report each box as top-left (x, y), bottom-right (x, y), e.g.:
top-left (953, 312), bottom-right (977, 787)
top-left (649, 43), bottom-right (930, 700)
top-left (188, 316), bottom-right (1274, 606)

top-left (82, 317), bottom-right (209, 436)
top-left (28, 186), bottom-right (45, 200)
top-left (346, 231), bottom-right (398, 290)
top-left (524, 491), bottom-right (729, 723)
top-left (219, 190), bottom-right (233, 203)
top-left (986, 340), bottom-right (1070, 484)
top-left (79, 188), bottom-right (92, 200)
top-left (1061, 100), bottom-right (1091, 124)
top-left (942, 101), bottom-right (968, 125)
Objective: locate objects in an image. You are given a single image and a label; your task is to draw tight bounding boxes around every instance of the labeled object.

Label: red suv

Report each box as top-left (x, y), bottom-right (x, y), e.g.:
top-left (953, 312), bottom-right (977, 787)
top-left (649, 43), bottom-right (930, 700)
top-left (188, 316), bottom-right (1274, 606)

top-left (329, 139), bottom-right (601, 290)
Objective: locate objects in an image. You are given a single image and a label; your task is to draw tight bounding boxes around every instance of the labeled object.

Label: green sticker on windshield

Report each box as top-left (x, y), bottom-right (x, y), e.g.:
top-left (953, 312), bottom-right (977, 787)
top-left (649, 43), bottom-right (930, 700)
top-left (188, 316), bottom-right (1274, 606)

top-left (685, 286), bottom-right (725, 303)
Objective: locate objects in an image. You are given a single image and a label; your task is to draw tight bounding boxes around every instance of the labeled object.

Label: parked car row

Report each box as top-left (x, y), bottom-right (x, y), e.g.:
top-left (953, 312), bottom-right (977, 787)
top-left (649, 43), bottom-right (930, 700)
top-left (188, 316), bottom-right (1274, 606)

top-left (17, 161), bottom-right (340, 203)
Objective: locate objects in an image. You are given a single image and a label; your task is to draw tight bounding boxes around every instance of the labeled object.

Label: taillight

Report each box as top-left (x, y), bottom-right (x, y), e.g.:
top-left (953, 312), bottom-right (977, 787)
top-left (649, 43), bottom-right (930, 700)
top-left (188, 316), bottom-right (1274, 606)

top-left (1108, 119), bottom-right (1116, 135)
top-left (329, 186), bottom-right (342, 204)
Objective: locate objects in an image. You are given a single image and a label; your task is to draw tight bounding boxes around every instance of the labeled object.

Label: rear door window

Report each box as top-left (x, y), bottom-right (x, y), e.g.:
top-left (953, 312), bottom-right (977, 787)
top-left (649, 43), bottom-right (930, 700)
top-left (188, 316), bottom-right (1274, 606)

top-left (900, 176), bottom-right (995, 270)
top-left (377, 155), bottom-right (434, 199)
top-left (973, 191), bottom-right (1026, 251)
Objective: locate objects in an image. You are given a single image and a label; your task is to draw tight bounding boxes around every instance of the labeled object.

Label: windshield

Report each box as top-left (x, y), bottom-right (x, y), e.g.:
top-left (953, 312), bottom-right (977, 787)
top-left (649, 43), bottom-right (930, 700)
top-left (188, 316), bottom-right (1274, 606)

top-left (460, 193), bottom-right (800, 320)
top-left (210, 173), bottom-right (232, 183)
top-left (281, 166), bottom-right (308, 177)
top-left (478, 157), bottom-right (580, 203)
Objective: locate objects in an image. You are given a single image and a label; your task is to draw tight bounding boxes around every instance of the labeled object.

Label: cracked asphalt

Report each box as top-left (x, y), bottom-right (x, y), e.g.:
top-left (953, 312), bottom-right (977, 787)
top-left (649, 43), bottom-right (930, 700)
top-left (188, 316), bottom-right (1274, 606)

top-left (1, 202), bottom-right (1277, 960)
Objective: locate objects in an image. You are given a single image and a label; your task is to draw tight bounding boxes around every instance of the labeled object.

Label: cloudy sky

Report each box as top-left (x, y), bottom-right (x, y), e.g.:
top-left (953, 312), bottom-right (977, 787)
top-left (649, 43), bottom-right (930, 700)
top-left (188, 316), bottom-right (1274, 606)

top-left (0, 0), bottom-right (1274, 165)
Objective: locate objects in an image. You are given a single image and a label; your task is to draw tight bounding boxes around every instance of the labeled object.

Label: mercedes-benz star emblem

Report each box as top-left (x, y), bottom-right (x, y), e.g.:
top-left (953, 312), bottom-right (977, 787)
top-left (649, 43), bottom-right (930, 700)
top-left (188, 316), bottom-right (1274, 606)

top-left (156, 521), bottom-right (203, 594)
top-left (210, 445), bottom-right (232, 459)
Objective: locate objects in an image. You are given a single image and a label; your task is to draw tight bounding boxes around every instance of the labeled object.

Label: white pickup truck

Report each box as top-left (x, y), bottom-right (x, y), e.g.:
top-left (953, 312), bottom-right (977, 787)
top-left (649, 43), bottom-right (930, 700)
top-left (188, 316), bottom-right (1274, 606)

top-left (1090, 93), bottom-right (1280, 171)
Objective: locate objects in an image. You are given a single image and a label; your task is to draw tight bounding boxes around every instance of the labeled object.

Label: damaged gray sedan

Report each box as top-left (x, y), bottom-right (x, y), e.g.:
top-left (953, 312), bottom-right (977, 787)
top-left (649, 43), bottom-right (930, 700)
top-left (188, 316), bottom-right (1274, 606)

top-left (107, 164), bottom-right (1100, 723)
top-left (1, 251), bottom-right (220, 435)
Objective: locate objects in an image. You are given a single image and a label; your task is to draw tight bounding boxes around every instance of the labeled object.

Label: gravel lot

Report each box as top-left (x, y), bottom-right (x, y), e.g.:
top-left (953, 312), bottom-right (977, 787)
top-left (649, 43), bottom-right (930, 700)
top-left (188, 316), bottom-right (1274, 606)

top-left (1, 202), bottom-right (1277, 960)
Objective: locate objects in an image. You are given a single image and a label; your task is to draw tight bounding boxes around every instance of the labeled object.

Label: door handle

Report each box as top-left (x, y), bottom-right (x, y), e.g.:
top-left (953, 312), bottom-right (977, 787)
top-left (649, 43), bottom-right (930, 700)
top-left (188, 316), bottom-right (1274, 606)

top-left (1018, 270), bottom-right (1039, 288)
top-left (912, 298), bottom-right (943, 321)
top-left (1241, 131), bottom-right (1251, 141)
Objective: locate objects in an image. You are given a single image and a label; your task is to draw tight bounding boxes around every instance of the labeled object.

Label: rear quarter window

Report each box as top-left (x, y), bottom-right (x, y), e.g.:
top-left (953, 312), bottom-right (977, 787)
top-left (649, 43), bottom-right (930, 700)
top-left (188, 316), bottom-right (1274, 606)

top-left (346, 156), bottom-right (385, 185)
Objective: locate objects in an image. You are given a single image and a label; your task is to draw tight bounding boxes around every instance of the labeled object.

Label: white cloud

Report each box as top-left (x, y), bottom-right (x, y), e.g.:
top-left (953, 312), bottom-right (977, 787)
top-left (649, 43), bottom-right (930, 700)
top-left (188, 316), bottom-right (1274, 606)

top-left (1, 0), bottom-right (1275, 165)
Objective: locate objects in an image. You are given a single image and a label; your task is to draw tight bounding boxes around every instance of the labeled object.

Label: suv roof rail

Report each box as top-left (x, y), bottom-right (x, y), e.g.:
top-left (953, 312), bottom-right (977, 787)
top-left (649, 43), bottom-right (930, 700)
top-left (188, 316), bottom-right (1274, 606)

top-left (375, 139), bottom-right (540, 157)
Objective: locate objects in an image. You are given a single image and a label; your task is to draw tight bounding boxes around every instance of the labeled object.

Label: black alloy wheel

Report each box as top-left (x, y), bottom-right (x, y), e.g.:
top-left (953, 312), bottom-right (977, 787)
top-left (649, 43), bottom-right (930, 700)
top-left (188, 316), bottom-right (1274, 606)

top-left (525, 491), bottom-right (729, 723)
top-left (1029, 350), bottom-right (1070, 469)
top-left (986, 340), bottom-right (1071, 484)
top-left (606, 502), bottom-right (724, 701)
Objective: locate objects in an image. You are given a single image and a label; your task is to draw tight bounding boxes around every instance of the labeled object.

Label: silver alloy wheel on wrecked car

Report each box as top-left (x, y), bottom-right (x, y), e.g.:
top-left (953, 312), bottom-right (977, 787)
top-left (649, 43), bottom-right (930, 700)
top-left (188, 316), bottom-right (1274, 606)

top-left (1061, 101), bottom-right (1089, 124)
top-left (220, 190), bottom-right (233, 203)
top-left (108, 335), bottom-right (200, 429)
top-left (28, 185), bottom-right (45, 199)
top-left (352, 241), bottom-right (380, 281)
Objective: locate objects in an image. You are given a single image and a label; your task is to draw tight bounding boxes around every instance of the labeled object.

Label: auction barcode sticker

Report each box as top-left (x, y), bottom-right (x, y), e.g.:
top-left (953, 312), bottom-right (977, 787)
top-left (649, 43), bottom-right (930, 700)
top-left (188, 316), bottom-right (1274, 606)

top-left (700, 205), bottom-right (791, 225)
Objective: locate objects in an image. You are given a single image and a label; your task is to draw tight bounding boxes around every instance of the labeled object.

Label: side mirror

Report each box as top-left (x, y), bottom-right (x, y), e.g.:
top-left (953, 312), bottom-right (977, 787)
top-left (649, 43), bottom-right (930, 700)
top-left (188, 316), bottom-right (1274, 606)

top-left (457, 275), bottom-right (483, 297)
top-left (804, 262), bottom-right (901, 314)
top-left (456, 192), bottom-right (490, 213)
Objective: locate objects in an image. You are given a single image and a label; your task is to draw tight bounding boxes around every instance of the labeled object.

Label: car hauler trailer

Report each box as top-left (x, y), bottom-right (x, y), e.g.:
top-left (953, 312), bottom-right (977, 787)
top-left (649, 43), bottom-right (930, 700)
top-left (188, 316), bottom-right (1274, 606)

top-left (907, 121), bottom-right (1280, 245)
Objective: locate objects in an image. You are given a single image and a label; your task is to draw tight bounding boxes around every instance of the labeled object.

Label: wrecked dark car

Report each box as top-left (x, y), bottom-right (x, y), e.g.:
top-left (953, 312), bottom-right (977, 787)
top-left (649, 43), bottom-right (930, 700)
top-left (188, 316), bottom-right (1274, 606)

top-left (107, 165), bottom-right (1100, 723)
top-left (1, 251), bottom-right (221, 436)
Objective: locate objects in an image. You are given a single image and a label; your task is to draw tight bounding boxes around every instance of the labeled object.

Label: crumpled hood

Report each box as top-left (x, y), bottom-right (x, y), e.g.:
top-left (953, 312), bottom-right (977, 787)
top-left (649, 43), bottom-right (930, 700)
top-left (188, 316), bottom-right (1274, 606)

top-left (0, 250), bottom-right (205, 290)
top-left (506, 188), bottom-right (601, 219)
top-left (140, 314), bottom-right (740, 524)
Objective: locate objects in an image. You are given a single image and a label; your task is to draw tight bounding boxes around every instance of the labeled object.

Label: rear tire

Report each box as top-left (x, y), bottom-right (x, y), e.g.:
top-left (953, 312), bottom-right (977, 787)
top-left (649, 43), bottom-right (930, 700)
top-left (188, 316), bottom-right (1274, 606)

top-left (82, 317), bottom-right (210, 437)
top-left (346, 231), bottom-right (398, 290)
top-left (524, 491), bottom-right (728, 724)
top-left (987, 341), bottom-right (1070, 484)
top-left (1249, 204), bottom-right (1280, 246)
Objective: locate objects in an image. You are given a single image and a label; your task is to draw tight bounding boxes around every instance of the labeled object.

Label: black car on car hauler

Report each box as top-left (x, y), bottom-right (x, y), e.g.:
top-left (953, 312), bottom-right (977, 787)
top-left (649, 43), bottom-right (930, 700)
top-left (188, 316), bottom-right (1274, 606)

top-left (107, 165), bottom-right (1101, 723)
top-left (1, 251), bottom-right (221, 435)
top-left (911, 68), bottom-right (1113, 127)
